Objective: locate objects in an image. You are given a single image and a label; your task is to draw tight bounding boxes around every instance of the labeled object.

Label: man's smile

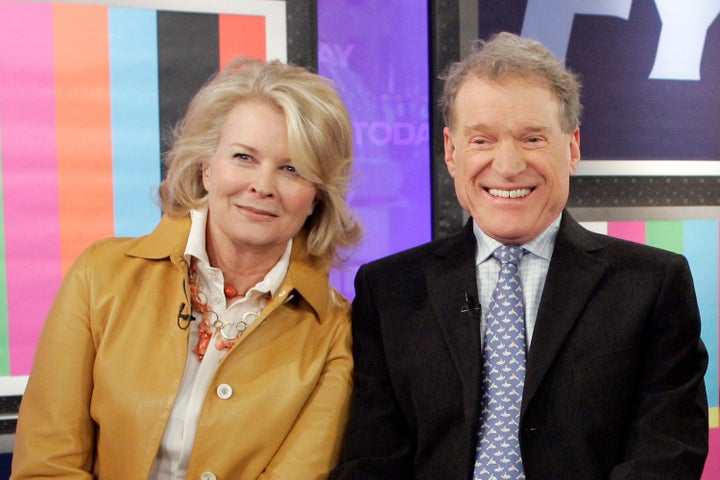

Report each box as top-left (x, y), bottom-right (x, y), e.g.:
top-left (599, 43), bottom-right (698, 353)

top-left (486, 187), bottom-right (533, 199)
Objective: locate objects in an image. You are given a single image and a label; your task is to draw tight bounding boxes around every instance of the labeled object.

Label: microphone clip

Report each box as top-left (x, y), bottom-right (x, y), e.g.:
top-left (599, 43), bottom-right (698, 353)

top-left (177, 302), bottom-right (196, 329)
top-left (461, 292), bottom-right (482, 320)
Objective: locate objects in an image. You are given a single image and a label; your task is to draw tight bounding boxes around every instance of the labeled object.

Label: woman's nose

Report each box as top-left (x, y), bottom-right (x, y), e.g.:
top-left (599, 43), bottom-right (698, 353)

top-left (249, 167), bottom-right (276, 197)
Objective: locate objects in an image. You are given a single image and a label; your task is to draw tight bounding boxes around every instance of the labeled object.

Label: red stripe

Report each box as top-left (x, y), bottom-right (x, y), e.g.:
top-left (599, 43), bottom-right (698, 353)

top-left (219, 14), bottom-right (266, 66)
top-left (53, 4), bottom-right (114, 274)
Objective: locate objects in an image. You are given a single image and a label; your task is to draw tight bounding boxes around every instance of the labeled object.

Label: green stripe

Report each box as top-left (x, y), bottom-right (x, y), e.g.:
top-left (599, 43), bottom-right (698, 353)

top-left (0, 126), bottom-right (10, 374)
top-left (646, 220), bottom-right (684, 255)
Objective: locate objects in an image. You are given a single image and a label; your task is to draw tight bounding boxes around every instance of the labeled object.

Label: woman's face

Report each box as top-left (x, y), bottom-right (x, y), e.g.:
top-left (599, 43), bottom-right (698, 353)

top-left (202, 100), bottom-right (317, 255)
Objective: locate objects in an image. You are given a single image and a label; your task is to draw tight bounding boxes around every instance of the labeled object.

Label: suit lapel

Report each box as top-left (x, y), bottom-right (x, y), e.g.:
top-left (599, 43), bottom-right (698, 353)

top-left (522, 213), bottom-right (609, 412)
top-left (425, 221), bottom-right (483, 412)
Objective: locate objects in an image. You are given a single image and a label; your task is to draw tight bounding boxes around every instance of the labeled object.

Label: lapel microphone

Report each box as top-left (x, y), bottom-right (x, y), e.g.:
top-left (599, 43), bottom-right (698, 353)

top-left (177, 302), bottom-right (196, 329)
top-left (461, 292), bottom-right (482, 320)
top-left (177, 276), bottom-right (196, 329)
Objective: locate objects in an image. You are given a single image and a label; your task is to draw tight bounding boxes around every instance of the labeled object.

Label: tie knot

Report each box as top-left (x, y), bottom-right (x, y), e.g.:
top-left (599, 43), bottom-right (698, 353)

top-left (493, 245), bottom-right (525, 265)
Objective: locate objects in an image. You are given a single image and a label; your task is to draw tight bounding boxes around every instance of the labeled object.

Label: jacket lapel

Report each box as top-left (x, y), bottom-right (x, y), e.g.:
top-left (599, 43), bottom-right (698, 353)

top-left (425, 221), bottom-right (483, 411)
top-left (522, 212), bottom-right (609, 412)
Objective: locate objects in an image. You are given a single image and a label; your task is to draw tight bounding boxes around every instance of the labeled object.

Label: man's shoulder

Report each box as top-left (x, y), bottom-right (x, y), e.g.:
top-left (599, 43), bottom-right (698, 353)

top-left (362, 228), bottom-right (471, 273)
top-left (562, 221), bottom-right (689, 278)
top-left (580, 226), bottom-right (682, 258)
top-left (562, 213), bottom-right (685, 262)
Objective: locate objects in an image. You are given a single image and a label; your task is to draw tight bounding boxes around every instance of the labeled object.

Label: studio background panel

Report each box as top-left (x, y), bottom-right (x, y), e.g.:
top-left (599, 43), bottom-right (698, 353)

top-left (0, 0), bottom-right (287, 390)
top-left (0, 1), bottom-right (63, 378)
top-left (318, 0), bottom-right (432, 297)
top-left (109, 7), bottom-right (161, 238)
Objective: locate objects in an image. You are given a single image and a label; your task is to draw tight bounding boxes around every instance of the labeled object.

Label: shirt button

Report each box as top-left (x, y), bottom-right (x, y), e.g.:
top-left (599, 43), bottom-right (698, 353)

top-left (216, 384), bottom-right (233, 400)
top-left (200, 472), bottom-right (217, 480)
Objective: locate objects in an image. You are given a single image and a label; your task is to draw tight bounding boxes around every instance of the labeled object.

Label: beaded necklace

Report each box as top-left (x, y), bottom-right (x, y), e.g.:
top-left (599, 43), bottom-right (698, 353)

top-left (187, 258), bottom-right (261, 361)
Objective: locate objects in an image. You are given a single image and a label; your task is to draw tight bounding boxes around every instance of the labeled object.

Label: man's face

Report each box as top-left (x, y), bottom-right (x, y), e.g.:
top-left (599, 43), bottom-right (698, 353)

top-left (443, 76), bottom-right (580, 245)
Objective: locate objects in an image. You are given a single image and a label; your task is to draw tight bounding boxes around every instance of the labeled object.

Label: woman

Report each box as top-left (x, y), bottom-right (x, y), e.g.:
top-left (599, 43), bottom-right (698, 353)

top-left (11, 57), bottom-right (362, 479)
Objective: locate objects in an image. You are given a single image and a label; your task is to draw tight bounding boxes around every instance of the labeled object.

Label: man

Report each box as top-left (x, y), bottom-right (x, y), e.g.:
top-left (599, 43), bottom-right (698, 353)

top-left (330, 32), bottom-right (709, 479)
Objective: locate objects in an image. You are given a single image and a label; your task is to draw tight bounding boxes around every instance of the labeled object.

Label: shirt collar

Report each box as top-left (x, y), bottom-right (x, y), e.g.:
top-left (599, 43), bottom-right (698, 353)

top-left (473, 213), bottom-right (561, 265)
top-left (184, 207), bottom-right (292, 297)
top-left (185, 208), bottom-right (210, 264)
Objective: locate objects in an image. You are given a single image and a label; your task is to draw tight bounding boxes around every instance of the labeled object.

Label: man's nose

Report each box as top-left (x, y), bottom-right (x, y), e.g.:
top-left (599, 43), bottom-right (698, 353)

top-left (492, 141), bottom-right (527, 177)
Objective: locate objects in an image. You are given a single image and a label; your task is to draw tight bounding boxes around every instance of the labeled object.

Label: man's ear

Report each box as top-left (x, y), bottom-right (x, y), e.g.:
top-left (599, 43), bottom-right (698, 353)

top-left (568, 127), bottom-right (581, 175)
top-left (443, 126), bottom-right (457, 178)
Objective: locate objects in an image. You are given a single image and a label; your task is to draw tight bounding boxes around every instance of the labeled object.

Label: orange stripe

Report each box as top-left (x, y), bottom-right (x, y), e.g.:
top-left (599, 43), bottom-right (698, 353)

top-left (219, 14), bottom-right (266, 66)
top-left (53, 4), bottom-right (114, 274)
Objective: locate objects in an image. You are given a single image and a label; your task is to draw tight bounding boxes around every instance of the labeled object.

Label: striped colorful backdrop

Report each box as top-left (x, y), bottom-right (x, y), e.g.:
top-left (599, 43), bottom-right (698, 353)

top-left (582, 219), bottom-right (719, 478)
top-left (0, 0), bottom-right (280, 379)
top-left (0, 0), bottom-right (717, 475)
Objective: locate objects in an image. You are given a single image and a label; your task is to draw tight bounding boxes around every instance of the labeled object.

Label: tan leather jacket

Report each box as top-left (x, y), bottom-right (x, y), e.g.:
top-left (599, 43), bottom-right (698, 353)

top-left (11, 215), bottom-right (353, 480)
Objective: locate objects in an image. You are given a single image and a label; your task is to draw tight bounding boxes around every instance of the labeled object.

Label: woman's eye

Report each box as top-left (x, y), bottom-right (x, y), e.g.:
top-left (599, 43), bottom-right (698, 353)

top-left (234, 153), bottom-right (251, 161)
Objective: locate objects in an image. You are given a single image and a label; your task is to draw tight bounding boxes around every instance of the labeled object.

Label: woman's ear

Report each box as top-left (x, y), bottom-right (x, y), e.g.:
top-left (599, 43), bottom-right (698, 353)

top-left (201, 164), bottom-right (211, 189)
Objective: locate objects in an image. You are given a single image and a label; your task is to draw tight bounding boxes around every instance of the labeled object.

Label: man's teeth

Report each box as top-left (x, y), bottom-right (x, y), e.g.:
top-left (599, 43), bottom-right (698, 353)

top-left (488, 188), bottom-right (532, 199)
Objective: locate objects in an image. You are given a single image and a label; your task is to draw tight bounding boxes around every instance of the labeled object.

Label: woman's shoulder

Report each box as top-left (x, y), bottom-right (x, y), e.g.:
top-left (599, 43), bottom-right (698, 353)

top-left (79, 235), bottom-right (150, 264)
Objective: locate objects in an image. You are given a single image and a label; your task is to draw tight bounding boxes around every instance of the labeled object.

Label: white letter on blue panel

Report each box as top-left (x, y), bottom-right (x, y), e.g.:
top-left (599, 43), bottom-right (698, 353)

top-left (650, 0), bottom-right (720, 80)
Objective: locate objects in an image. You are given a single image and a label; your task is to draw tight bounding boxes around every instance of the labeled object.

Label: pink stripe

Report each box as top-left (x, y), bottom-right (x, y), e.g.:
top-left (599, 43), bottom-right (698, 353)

top-left (702, 428), bottom-right (719, 479)
top-left (607, 221), bottom-right (645, 244)
top-left (0, 2), bottom-right (62, 375)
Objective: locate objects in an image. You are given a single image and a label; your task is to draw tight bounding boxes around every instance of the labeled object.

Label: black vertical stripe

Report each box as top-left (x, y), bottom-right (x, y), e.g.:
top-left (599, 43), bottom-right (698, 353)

top-left (287, 0), bottom-right (317, 70)
top-left (157, 11), bottom-right (219, 176)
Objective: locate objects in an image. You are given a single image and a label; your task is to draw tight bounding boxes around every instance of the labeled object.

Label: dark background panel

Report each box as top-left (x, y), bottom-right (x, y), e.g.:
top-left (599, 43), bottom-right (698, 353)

top-left (568, 1), bottom-right (720, 160)
top-left (569, 177), bottom-right (720, 208)
top-left (287, 0), bottom-right (318, 69)
top-left (157, 11), bottom-right (219, 170)
top-left (430, 0), bottom-right (464, 238)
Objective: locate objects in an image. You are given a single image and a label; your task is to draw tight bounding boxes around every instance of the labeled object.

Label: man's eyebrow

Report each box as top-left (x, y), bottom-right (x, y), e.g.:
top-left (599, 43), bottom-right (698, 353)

top-left (461, 123), bottom-right (552, 135)
top-left (462, 122), bottom-right (491, 134)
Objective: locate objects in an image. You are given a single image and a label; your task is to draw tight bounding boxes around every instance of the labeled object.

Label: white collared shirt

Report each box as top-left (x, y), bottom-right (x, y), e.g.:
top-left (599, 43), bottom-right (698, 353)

top-left (150, 208), bottom-right (291, 480)
top-left (473, 214), bottom-right (560, 349)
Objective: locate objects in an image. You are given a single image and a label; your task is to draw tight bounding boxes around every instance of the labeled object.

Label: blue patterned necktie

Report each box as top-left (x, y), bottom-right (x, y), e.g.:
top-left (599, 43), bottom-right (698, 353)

top-left (474, 245), bottom-right (526, 480)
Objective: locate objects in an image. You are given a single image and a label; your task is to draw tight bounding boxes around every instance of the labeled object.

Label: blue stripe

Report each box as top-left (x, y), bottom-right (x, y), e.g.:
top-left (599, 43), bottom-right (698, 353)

top-left (109, 8), bottom-right (161, 237)
top-left (683, 220), bottom-right (719, 408)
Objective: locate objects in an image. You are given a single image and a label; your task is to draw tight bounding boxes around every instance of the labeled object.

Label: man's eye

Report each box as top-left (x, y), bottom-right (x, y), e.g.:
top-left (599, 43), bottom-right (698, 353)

top-left (469, 138), bottom-right (495, 150)
top-left (524, 136), bottom-right (547, 147)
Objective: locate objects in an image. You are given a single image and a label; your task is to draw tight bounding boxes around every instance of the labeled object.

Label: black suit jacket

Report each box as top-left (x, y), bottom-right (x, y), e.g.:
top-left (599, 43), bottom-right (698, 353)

top-left (331, 212), bottom-right (708, 480)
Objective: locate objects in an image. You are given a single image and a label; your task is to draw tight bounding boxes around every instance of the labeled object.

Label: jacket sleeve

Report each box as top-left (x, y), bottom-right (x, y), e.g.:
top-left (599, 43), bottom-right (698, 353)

top-left (609, 254), bottom-right (709, 479)
top-left (259, 304), bottom-right (354, 480)
top-left (11, 247), bottom-right (97, 479)
top-left (328, 265), bottom-right (415, 480)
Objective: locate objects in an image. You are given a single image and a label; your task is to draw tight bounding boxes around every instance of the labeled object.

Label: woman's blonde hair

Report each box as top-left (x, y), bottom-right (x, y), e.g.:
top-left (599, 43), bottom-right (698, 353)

top-left (158, 57), bottom-right (361, 265)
